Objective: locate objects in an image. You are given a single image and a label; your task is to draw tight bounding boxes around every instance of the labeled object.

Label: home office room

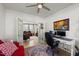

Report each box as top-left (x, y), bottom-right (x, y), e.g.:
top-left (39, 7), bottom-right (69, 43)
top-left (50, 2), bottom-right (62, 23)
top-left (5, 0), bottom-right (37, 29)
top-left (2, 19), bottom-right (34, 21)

top-left (0, 1), bottom-right (79, 59)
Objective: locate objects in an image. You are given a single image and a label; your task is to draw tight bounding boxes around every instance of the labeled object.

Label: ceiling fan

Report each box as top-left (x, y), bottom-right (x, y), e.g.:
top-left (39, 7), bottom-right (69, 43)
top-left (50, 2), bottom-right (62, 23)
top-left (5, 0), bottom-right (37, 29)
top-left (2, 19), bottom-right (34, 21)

top-left (26, 3), bottom-right (50, 13)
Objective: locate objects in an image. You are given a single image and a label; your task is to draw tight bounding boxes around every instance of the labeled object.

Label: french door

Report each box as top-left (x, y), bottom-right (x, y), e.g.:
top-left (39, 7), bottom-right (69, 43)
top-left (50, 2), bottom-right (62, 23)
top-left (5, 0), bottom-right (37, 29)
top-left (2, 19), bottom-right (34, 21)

top-left (16, 17), bottom-right (23, 44)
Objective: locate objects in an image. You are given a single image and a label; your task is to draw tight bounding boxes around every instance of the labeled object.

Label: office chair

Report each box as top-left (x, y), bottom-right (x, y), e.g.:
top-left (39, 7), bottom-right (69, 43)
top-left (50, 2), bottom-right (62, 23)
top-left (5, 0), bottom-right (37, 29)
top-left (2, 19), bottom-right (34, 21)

top-left (45, 32), bottom-right (60, 55)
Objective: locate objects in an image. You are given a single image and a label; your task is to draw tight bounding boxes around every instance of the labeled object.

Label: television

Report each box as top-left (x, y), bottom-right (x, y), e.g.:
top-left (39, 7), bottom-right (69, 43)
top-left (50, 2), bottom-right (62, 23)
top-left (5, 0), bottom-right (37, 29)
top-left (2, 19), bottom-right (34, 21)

top-left (53, 18), bottom-right (69, 31)
top-left (56, 31), bottom-right (66, 36)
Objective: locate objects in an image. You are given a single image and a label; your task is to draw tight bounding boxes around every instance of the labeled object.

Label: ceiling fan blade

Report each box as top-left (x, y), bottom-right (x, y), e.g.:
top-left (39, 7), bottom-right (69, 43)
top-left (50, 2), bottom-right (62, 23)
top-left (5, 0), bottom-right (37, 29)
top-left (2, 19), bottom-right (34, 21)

top-left (26, 4), bottom-right (37, 7)
top-left (43, 5), bottom-right (50, 11)
top-left (37, 8), bottom-right (40, 13)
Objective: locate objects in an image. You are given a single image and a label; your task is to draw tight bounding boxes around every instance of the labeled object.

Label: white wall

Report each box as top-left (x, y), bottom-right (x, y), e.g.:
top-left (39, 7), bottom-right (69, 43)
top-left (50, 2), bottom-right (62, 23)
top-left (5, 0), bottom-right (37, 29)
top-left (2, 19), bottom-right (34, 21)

top-left (5, 9), bottom-right (45, 41)
top-left (2, 3), bottom-right (79, 45)
top-left (0, 4), bottom-right (5, 39)
top-left (45, 4), bottom-right (79, 47)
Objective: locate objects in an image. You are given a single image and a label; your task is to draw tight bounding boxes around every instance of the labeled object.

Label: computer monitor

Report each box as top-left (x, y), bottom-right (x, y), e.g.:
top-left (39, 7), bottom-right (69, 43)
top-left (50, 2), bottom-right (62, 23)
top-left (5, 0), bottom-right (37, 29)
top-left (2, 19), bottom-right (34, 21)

top-left (55, 31), bottom-right (66, 36)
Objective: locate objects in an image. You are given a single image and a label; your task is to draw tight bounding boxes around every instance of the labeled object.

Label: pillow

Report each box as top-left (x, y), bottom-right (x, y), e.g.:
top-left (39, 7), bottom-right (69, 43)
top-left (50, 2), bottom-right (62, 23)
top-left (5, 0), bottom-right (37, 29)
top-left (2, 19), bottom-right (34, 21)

top-left (0, 42), bottom-right (18, 56)
top-left (0, 40), bottom-right (4, 44)
top-left (0, 51), bottom-right (5, 56)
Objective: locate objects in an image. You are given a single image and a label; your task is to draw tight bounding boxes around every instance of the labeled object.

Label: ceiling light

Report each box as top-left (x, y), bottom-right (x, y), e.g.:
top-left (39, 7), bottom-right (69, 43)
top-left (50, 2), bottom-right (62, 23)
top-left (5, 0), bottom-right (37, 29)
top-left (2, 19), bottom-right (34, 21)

top-left (38, 4), bottom-right (42, 8)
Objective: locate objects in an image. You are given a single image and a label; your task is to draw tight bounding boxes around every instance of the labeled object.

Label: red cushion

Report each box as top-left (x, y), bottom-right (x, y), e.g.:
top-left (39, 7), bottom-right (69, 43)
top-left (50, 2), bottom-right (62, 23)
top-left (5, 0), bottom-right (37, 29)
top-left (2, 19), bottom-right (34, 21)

top-left (13, 41), bottom-right (19, 47)
top-left (0, 41), bottom-right (25, 56)
top-left (0, 40), bottom-right (4, 44)
top-left (0, 54), bottom-right (5, 56)
top-left (12, 46), bottom-right (25, 56)
top-left (0, 40), bottom-right (4, 56)
top-left (0, 42), bottom-right (18, 56)
top-left (0, 51), bottom-right (5, 56)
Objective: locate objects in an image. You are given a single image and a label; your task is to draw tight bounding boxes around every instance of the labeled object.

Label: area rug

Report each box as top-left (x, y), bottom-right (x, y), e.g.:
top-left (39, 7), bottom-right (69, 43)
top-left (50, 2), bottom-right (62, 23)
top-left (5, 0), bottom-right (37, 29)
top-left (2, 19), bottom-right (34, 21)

top-left (26, 45), bottom-right (53, 56)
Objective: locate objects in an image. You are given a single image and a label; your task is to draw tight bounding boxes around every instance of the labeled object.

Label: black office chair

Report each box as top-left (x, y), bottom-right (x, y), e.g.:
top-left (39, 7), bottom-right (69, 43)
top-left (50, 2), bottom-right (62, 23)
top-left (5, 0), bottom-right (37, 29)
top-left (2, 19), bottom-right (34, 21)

top-left (45, 32), bottom-right (60, 55)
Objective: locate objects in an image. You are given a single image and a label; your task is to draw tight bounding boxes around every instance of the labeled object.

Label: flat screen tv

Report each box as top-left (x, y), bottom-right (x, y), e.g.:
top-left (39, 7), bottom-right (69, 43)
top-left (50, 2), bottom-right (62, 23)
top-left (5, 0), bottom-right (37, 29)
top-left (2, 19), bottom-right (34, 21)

top-left (53, 18), bottom-right (69, 31)
top-left (56, 31), bottom-right (66, 36)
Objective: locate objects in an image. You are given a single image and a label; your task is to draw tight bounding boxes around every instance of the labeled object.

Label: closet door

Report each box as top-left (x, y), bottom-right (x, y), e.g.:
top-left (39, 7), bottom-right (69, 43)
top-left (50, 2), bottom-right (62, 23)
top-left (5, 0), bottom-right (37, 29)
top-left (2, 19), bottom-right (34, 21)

top-left (16, 18), bottom-right (23, 44)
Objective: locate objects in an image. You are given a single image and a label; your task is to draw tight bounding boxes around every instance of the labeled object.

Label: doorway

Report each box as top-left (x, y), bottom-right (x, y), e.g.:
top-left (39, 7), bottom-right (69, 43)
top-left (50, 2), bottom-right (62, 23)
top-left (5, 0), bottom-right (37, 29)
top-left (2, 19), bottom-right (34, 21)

top-left (16, 18), bottom-right (45, 47)
top-left (23, 23), bottom-right (38, 41)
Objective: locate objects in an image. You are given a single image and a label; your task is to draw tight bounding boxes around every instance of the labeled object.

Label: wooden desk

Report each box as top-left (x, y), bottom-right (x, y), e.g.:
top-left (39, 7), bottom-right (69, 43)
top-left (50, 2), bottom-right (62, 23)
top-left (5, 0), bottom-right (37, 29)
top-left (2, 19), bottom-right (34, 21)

top-left (53, 36), bottom-right (75, 56)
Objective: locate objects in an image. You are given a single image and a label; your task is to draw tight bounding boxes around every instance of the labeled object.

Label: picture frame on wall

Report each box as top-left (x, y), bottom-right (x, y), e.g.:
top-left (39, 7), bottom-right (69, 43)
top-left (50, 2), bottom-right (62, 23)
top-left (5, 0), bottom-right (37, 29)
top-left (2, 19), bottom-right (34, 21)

top-left (53, 18), bottom-right (69, 31)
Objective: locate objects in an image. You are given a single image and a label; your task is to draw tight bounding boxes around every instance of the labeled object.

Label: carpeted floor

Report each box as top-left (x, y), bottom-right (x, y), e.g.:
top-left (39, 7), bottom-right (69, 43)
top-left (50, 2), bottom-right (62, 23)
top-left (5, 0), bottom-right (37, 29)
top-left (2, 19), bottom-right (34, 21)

top-left (24, 46), bottom-right (71, 56)
top-left (23, 40), bottom-right (71, 56)
top-left (25, 45), bottom-right (52, 56)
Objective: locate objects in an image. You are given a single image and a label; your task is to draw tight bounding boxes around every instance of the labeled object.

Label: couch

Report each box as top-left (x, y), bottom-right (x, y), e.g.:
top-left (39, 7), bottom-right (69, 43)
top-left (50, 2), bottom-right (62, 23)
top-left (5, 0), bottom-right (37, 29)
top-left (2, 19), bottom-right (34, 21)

top-left (0, 40), bottom-right (25, 56)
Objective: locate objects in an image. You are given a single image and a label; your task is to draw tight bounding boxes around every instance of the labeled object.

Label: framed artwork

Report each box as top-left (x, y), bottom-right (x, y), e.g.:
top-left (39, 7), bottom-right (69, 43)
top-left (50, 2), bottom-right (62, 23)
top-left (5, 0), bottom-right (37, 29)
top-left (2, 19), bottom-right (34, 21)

top-left (53, 18), bottom-right (69, 31)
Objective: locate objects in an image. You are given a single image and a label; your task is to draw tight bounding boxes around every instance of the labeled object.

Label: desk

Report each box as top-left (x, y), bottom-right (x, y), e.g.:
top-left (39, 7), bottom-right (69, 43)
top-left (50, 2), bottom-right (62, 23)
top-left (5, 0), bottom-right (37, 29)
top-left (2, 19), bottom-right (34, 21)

top-left (53, 36), bottom-right (75, 56)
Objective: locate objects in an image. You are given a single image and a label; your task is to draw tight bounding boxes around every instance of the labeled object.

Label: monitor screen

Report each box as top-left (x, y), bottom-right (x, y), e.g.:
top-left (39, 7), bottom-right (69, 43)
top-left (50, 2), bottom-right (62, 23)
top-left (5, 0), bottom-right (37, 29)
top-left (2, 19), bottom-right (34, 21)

top-left (56, 31), bottom-right (66, 36)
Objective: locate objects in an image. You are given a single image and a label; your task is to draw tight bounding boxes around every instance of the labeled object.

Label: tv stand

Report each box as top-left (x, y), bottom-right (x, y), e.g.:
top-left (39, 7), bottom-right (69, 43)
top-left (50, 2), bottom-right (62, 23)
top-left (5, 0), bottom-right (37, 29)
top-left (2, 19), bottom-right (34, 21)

top-left (53, 35), bottom-right (75, 56)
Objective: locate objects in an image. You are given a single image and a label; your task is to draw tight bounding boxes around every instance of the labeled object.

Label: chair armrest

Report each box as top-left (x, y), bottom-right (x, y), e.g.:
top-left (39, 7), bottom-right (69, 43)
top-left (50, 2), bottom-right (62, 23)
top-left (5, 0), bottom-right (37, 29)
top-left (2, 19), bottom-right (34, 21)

top-left (54, 39), bottom-right (60, 43)
top-left (53, 40), bottom-right (60, 47)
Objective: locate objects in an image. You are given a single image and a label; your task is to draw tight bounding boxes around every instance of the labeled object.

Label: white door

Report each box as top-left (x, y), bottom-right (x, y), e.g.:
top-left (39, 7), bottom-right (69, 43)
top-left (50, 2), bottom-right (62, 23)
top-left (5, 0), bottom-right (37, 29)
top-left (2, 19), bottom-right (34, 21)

top-left (38, 23), bottom-right (45, 43)
top-left (16, 18), bottom-right (23, 44)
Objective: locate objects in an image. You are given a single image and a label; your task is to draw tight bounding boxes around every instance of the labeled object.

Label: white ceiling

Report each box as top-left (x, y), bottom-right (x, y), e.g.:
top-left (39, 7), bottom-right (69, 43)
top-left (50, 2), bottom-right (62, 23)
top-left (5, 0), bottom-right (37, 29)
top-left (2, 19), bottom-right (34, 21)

top-left (3, 3), bottom-right (73, 18)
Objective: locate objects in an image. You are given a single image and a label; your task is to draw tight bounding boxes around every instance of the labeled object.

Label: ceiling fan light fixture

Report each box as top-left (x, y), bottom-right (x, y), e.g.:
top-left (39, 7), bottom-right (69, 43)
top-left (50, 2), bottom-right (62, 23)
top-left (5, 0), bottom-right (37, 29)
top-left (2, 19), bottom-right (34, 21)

top-left (26, 3), bottom-right (50, 13)
top-left (38, 4), bottom-right (42, 8)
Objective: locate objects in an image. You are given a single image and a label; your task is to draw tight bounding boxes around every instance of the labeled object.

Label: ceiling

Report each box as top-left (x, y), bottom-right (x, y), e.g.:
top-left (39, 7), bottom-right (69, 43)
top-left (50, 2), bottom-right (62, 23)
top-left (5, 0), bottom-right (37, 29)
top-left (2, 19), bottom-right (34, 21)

top-left (3, 3), bottom-right (73, 18)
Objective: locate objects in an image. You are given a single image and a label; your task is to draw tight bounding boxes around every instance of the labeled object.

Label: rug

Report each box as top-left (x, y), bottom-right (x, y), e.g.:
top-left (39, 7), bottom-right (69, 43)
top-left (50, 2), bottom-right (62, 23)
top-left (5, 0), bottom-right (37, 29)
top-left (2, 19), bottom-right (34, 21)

top-left (26, 45), bottom-right (53, 56)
